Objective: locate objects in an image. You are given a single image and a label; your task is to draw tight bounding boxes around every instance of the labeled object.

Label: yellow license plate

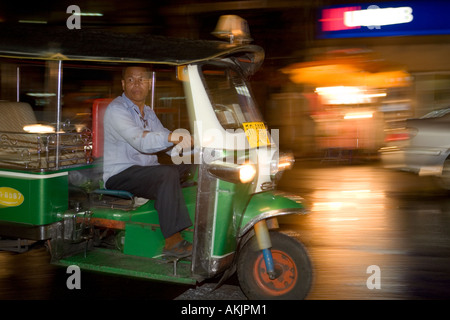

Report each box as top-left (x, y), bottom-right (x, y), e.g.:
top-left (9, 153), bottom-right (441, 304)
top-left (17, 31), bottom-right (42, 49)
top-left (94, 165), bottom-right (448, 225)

top-left (243, 122), bottom-right (270, 148)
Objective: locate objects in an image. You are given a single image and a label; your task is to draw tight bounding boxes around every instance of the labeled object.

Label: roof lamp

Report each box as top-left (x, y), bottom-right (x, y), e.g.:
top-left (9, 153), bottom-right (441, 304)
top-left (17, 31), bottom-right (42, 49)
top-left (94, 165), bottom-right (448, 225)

top-left (212, 15), bottom-right (252, 44)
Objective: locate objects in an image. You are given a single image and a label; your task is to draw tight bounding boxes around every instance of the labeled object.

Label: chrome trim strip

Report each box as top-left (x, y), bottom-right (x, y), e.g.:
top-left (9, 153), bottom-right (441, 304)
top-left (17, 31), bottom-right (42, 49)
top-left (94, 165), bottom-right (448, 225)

top-left (238, 207), bottom-right (308, 237)
top-left (0, 170), bottom-right (68, 179)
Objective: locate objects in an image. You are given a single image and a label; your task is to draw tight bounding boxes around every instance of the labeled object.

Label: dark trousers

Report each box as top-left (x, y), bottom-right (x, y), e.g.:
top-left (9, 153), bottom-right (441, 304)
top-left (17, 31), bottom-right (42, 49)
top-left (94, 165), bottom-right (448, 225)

top-left (105, 164), bottom-right (193, 238)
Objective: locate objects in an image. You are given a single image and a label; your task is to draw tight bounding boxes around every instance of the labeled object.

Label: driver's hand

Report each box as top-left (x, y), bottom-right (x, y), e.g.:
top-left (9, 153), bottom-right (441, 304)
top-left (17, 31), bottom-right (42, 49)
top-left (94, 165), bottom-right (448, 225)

top-left (169, 130), bottom-right (193, 149)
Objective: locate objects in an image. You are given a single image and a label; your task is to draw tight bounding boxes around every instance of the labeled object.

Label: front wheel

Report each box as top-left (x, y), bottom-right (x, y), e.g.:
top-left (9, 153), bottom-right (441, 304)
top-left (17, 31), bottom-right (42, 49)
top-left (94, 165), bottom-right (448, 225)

top-left (237, 231), bottom-right (313, 300)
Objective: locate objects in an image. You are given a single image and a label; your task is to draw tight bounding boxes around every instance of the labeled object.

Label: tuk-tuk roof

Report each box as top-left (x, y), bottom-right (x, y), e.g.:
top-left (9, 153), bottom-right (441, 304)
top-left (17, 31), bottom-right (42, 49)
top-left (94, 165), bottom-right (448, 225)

top-left (0, 24), bottom-right (264, 65)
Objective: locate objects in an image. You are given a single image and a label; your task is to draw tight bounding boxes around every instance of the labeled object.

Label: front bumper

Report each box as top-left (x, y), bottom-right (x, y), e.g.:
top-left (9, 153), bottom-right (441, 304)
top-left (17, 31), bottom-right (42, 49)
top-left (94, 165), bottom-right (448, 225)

top-left (379, 146), bottom-right (447, 176)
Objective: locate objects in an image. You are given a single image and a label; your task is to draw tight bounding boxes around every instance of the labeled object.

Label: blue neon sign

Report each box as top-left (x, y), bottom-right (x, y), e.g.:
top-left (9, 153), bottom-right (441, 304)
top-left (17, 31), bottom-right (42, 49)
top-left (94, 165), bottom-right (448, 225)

top-left (318, 0), bottom-right (450, 38)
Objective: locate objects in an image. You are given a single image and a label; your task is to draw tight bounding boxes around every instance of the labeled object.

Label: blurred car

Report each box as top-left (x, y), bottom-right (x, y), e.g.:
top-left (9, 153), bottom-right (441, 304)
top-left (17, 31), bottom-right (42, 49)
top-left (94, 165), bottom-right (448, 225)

top-left (380, 107), bottom-right (450, 189)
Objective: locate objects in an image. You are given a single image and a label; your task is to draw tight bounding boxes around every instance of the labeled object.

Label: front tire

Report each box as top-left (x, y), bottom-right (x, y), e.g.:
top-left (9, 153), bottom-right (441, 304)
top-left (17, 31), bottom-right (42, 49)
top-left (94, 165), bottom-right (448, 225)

top-left (237, 231), bottom-right (312, 300)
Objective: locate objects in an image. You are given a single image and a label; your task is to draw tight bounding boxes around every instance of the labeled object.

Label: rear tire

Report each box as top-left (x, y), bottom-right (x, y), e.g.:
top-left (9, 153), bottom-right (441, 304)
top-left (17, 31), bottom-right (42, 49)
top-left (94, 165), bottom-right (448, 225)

top-left (237, 231), bottom-right (312, 300)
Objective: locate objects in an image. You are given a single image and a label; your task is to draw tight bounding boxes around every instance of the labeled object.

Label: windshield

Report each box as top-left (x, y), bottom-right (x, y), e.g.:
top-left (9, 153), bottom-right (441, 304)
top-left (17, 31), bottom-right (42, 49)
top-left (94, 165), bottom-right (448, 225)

top-left (201, 63), bottom-right (263, 130)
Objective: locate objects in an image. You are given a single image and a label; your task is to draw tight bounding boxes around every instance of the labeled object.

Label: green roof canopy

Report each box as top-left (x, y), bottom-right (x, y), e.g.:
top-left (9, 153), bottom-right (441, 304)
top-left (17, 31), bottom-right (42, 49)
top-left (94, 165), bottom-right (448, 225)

top-left (0, 24), bottom-right (264, 67)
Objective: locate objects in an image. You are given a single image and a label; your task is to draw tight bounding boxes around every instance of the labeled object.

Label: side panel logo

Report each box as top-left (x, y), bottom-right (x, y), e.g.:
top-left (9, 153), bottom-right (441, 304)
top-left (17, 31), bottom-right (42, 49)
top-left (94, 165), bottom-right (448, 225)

top-left (0, 187), bottom-right (25, 208)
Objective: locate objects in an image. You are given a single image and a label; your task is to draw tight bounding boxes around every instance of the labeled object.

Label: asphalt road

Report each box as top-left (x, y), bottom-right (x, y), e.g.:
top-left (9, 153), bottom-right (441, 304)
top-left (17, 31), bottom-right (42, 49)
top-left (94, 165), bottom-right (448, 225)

top-left (279, 159), bottom-right (450, 300)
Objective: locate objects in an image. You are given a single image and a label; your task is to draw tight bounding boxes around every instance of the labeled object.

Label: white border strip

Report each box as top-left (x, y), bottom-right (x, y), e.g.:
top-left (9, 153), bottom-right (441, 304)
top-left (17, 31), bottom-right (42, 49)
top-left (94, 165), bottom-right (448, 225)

top-left (210, 179), bottom-right (219, 257)
top-left (0, 170), bottom-right (68, 179)
top-left (212, 251), bottom-right (234, 260)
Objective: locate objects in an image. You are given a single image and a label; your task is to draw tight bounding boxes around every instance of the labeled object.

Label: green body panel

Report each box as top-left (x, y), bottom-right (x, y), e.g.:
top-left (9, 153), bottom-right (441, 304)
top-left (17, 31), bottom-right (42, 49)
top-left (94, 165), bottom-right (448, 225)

top-left (57, 186), bottom-right (199, 282)
top-left (211, 180), bottom-right (236, 257)
top-left (90, 186), bottom-right (197, 259)
top-left (57, 248), bottom-right (196, 284)
top-left (240, 190), bottom-right (306, 231)
top-left (57, 186), bottom-right (200, 282)
top-left (123, 223), bottom-right (166, 258)
top-left (206, 182), bottom-right (306, 258)
top-left (0, 170), bottom-right (68, 225)
top-left (121, 200), bottom-right (165, 258)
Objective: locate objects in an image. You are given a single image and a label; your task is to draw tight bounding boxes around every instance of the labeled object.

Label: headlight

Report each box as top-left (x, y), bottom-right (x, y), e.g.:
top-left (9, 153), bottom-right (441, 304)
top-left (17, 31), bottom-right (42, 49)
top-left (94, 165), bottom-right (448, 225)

top-left (278, 152), bottom-right (295, 170)
top-left (207, 160), bottom-right (256, 184)
top-left (239, 163), bottom-right (257, 183)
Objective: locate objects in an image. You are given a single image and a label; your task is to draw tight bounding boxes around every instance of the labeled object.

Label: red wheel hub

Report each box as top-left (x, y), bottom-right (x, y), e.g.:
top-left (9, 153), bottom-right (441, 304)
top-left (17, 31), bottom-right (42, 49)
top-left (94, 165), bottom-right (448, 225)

top-left (253, 249), bottom-right (298, 296)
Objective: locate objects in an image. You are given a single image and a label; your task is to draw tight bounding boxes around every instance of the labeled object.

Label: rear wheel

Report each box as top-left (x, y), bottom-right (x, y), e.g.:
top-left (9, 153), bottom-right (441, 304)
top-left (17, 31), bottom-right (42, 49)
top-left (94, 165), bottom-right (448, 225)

top-left (237, 231), bottom-right (312, 300)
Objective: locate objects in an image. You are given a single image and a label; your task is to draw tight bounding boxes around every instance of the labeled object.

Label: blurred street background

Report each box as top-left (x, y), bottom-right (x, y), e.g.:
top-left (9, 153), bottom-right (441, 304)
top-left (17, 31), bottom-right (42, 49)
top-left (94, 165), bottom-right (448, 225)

top-left (3, 0), bottom-right (448, 160)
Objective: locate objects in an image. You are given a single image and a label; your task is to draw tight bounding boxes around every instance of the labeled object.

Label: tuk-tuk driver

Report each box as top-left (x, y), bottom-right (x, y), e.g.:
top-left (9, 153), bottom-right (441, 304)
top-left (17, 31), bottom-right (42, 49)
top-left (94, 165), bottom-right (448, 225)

top-left (103, 65), bottom-right (193, 257)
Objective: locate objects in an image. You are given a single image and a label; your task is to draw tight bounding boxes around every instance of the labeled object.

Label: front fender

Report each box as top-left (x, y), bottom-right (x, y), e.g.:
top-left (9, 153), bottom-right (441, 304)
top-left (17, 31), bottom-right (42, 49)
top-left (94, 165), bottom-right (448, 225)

top-left (238, 190), bottom-right (308, 237)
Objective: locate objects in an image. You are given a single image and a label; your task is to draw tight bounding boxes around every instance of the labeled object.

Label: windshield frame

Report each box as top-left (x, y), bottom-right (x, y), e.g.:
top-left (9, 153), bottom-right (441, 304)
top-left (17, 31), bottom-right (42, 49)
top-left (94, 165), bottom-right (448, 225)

top-left (199, 61), bottom-right (264, 131)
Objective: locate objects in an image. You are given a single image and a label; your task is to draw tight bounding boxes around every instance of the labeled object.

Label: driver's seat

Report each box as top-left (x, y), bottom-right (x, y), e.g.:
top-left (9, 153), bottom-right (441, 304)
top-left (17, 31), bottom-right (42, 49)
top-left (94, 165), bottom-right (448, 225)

top-left (91, 98), bottom-right (136, 204)
top-left (92, 98), bottom-right (113, 159)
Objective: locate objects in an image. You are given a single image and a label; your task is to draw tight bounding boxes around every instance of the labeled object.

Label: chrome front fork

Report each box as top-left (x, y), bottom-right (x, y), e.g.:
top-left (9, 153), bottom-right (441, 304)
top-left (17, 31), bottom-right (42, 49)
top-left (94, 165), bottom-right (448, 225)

top-left (254, 219), bottom-right (278, 280)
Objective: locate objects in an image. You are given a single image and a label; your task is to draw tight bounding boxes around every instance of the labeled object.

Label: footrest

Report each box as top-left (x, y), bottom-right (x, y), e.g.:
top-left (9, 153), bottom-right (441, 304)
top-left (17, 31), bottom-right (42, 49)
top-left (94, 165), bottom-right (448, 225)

top-left (92, 189), bottom-right (134, 199)
top-left (155, 253), bottom-right (192, 277)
